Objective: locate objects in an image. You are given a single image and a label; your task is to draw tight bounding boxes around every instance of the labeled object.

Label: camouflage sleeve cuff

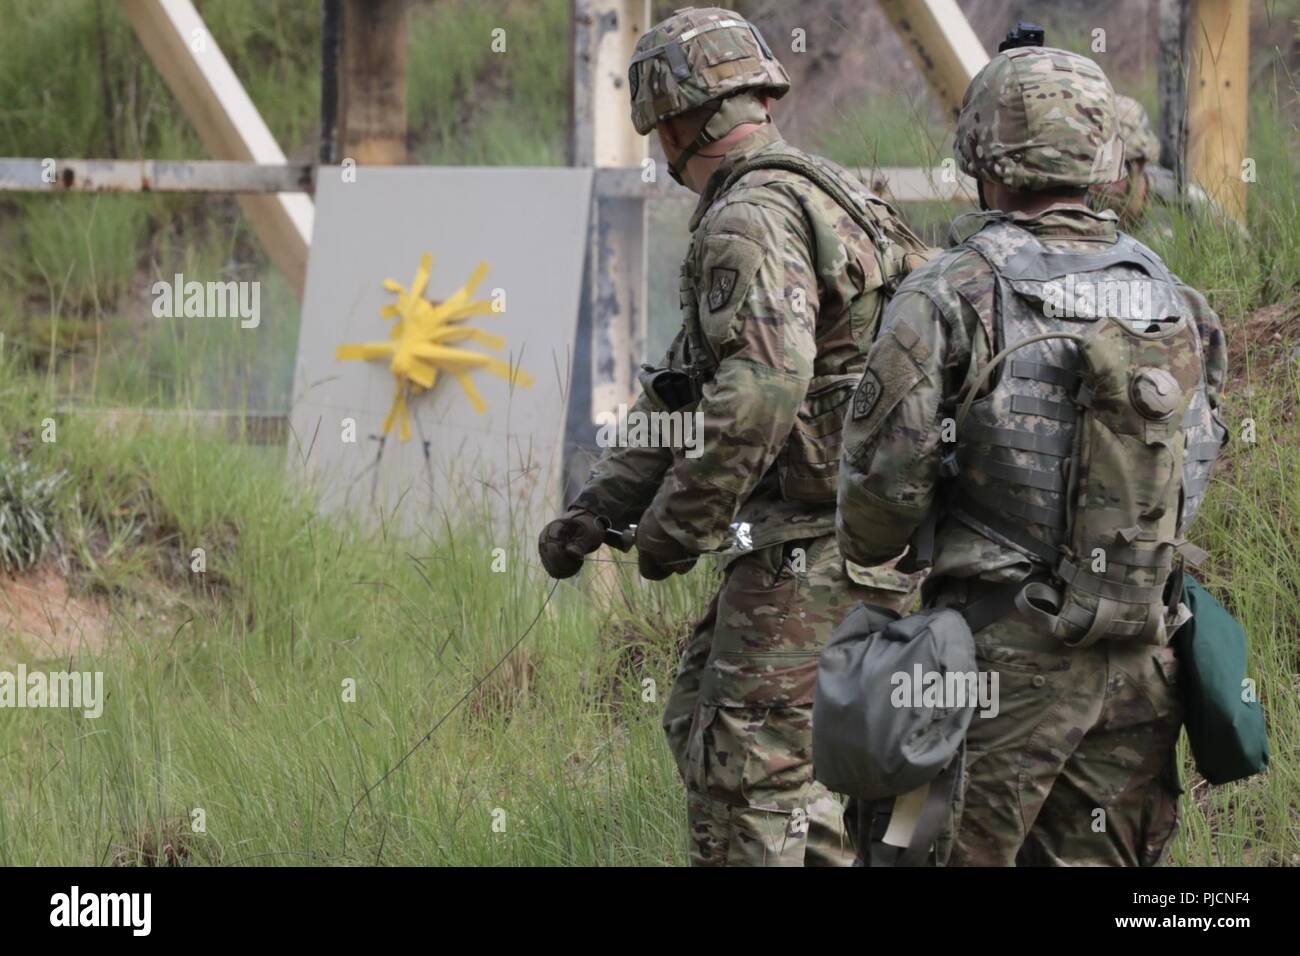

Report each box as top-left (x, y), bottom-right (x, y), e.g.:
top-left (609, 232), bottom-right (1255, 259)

top-left (836, 482), bottom-right (928, 566)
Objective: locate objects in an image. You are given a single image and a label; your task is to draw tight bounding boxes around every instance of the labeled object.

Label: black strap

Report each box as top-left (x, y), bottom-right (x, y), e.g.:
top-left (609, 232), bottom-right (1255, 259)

top-left (899, 759), bottom-right (960, 867)
top-left (959, 575), bottom-right (1048, 633)
top-left (866, 756), bottom-right (963, 867)
top-left (898, 508), bottom-right (937, 573)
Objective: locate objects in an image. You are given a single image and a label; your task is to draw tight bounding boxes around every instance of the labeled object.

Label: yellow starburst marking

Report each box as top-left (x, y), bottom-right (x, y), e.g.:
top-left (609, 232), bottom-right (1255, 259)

top-left (335, 254), bottom-right (533, 441)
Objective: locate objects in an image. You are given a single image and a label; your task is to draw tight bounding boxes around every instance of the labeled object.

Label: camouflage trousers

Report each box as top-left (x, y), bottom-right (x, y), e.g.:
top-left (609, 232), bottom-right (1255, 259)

top-left (938, 579), bottom-right (1184, 867)
top-left (662, 534), bottom-right (916, 866)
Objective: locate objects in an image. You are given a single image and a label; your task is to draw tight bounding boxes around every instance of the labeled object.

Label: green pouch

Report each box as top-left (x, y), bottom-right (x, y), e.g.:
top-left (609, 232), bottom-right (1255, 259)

top-left (1173, 575), bottom-right (1269, 784)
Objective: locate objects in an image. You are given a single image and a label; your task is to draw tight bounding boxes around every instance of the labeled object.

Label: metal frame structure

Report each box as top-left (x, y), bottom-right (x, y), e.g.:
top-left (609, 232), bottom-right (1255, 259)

top-left (0, 0), bottom-right (1251, 439)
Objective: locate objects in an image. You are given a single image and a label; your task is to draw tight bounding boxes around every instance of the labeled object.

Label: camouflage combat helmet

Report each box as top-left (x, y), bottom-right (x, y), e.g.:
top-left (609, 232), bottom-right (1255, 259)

top-left (628, 6), bottom-right (789, 136)
top-left (1115, 94), bottom-right (1161, 165)
top-left (955, 46), bottom-right (1124, 191)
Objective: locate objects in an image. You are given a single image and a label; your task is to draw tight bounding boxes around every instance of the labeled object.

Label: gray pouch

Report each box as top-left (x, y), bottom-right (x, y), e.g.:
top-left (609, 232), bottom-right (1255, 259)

top-left (813, 604), bottom-right (977, 800)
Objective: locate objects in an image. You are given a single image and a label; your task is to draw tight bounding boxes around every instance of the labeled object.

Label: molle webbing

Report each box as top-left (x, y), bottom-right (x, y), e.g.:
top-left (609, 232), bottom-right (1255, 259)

top-left (1058, 559), bottom-right (1167, 604)
top-left (960, 423), bottom-right (1073, 457)
top-left (952, 494), bottom-right (1060, 566)
top-left (946, 221), bottom-right (1216, 646)
top-left (1010, 360), bottom-right (1080, 390)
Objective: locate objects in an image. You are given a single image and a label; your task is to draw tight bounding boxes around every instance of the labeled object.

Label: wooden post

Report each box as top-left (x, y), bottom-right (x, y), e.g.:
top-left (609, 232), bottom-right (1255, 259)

top-left (1186, 0), bottom-right (1249, 223)
top-left (878, 0), bottom-right (989, 118)
top-left (572, 0), bottom-right (650, 424)
top-left (338, 0), bottom-right (409, 166)
top-left (121, 0), bottom-right (313, 297)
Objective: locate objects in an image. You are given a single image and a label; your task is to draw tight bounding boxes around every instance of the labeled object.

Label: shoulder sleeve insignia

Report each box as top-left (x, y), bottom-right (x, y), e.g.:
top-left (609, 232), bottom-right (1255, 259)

top-left (707, 266), bottom-right (739, 313)
top-left (852, 369), bottom-right (882, 420)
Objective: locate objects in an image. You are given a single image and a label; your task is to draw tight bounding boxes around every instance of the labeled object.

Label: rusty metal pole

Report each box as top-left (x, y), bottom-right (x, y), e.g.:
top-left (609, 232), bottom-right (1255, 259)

top-left (1157, 0), bottom-right (1188, 181)
top-left (572, 0), bottom-right (650, 427)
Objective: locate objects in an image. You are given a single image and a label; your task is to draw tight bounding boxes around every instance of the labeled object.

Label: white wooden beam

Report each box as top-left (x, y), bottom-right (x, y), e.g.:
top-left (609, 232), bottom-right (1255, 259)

top-left (878, 0), bottom-right (989, 118)
top-left (121, 0), bottom-right (314, 297)
top-left (0, 159), bottom-right (314, 193)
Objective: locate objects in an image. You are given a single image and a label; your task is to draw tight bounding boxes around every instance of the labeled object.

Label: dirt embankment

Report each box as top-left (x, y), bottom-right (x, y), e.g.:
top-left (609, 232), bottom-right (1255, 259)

top-left (0, 567), bottom-right (109, 661)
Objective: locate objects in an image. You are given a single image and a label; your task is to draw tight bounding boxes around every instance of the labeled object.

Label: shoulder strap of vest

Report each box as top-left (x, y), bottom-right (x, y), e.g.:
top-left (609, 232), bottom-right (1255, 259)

top-left (720, 152), bottom-right (890, 250)
top-left (966, 220), bottom-right (1177, 286)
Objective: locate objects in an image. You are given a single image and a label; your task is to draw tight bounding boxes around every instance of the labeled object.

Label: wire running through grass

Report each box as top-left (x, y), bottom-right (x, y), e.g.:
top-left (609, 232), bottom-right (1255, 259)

top-left (342, 578), bottom-right (559, 852)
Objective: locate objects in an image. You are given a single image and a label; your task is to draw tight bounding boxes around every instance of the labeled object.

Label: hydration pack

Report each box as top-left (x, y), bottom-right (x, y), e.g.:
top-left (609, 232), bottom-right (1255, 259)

top-left (948, 222), bottom-right (1226, 646)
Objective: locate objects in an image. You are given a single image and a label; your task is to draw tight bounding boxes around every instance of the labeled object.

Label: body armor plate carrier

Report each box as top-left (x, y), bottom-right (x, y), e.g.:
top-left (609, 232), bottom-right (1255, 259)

top-left (948, 220), bottom-right (1226, 646)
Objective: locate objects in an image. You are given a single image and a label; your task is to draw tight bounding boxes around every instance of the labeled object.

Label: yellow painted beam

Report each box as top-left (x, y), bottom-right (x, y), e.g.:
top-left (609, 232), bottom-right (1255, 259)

top-left (1186, 0), bottom-right (1250, 223)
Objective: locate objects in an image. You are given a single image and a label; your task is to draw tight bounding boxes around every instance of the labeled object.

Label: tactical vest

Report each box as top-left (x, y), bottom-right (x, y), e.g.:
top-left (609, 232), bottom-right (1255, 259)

top-left (948, 220), bottom-right (1226, 645)
top-left (670, 144), bottom-right (930, 503)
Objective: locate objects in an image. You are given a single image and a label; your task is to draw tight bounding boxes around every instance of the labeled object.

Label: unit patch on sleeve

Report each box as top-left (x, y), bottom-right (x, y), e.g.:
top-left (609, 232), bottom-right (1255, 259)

top-left (707, 267), bottom-right (739, 313)
top-left (852, 369), bottom-right (882, 420)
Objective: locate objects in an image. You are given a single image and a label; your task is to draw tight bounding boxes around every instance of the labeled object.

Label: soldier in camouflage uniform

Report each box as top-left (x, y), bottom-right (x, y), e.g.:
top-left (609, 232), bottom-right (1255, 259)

top-left (837, 47), bottom-right (1228, 866)
top-left (1090, 94), bottom-right (1231, 232)
top-left (1090, 94), bottom-right (1163, 225)
top-left (538, 7), bottom-right (931, 866)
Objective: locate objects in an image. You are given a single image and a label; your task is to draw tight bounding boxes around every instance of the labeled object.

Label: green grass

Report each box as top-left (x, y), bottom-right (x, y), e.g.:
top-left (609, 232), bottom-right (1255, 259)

top-left (812, 95), bottom-right (952, 170)
top-left (2, 306), bottom-right (1296, 864)
top-left (0, 347), bottom-right (709, 863)
top-left (408, 0), bottom-right (569, 166)
top-left (1168, 358), bottom-right (1300, 865)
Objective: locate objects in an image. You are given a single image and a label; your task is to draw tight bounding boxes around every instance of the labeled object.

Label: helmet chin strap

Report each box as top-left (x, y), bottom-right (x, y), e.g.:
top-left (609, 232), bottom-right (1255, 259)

top-left (667, 101), bottom-right (724, 187)
top-left (667, 93), bottom-right (772, 186)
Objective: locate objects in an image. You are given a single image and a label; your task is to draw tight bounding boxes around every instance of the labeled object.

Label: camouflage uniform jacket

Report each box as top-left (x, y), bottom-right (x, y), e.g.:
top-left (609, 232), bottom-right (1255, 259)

top-left (573, 123), bottom-right (925, 557)
top-left (837, 204), bottom-right (1228, 582)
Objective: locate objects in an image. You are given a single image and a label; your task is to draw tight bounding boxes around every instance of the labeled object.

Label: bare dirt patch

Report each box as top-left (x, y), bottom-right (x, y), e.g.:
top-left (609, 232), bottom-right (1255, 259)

top-left (0, 566), bottom-right (110, 661)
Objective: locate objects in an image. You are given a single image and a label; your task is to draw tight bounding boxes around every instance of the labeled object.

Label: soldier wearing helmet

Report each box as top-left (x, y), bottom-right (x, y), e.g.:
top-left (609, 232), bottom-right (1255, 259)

top-left (1090, 94), bottom-right (1235, 232)
top-left (538, 6), bottom-right (932, 866)
top-left (1089, 94), bottom-right (1161, 223)
top-left (836, 46), bottom-right (1228, 865)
